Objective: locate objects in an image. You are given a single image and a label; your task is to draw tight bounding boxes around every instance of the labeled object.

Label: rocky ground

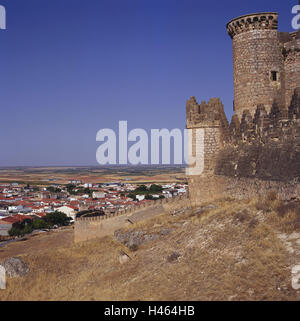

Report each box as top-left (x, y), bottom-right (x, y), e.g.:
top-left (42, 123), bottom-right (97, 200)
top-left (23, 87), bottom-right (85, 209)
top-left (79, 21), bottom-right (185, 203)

top-left (0, 196), bottom-right (300, 301)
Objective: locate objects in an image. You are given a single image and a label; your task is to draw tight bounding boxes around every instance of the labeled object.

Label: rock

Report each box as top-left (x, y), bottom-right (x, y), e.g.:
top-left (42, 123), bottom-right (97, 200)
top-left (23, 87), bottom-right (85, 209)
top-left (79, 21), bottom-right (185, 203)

top-left (1, 257), bottom-right (29, 278)
top-left (167, 252), bottom-right (181, 263)
top-left (119, 251), bottom-right (131, 265)
top-left (291, 265), bottom-right (300, 290)
top-left (0, 265), bottom-right (5, 289)
top-left (287, 232), bottom-right (300, 241)
top-left (160, 228), bottom-right (171, 236)
top-left (115, 229), bottom-right (164, 250)
top-left (193, 204), bottom-right (218, 216)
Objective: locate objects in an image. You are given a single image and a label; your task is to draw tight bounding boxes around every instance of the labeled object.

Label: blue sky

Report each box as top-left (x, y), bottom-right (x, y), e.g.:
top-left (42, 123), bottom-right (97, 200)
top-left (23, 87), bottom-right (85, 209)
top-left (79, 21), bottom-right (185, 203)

top-left (0, 0), bottom-right (298, 166)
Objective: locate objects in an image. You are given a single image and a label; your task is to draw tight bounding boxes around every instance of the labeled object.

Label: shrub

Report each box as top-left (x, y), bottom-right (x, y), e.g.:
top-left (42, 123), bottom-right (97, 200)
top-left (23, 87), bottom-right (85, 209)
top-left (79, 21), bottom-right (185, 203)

top-left (129, 244), bottom-right (138, 251)
top-left (275, 202), bottom-right (300, 218)
top-left (134, 185), bottom-right (148, 193)
top-left (234, 209), bottom-right (250, 223)
top-left (266, 191), bottom-right (277, 202)
top-left (8, 227), bottom-right (23, 237)
top-left (43, 211), bottom-right (71, 226)
top-left (149, 184), bottom-right (163, 193)
top-left (255, 199), bottom-right (272, 213)
top-left (248, 218), bottom-right (258, 229)
top-left (32, 218), bottom-right (49, 230)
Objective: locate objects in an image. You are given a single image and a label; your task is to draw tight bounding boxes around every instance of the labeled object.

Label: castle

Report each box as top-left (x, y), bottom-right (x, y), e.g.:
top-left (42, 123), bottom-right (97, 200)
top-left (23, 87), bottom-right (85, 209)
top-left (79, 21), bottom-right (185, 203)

top-left (75, 10), bottom-right (300, 243)
top-left (187, 11), bottom-right (300, 206)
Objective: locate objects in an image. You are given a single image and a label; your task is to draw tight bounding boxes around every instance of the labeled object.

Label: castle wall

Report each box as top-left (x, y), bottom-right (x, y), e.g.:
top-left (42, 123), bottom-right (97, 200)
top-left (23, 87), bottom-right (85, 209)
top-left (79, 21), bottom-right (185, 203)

top-left (187, 88), bottom-right (300, 206)
top-left (227, 13), bottom-right (285, 119)
top-left (232, 30), bottom-right (285, 118)
top-left (186, 11), bottom-right (300, 209)
top-left (188, 175), bottom-right (300, 207)
top-left (284, 33), bottom-right (300, 108)
top-left (186, 97), bottom-right (229, 175)
top-left (74, 195), bottom-right (190, 243)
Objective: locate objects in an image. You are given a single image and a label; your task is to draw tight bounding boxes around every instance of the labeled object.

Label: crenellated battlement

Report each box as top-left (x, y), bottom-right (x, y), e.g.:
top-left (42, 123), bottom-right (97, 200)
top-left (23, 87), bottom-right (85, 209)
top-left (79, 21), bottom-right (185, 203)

top-left (186, 97), bottom-right (229, 130)
top-left (187, 7), bottom-right (300, 206)
top-left (74, 194), bottom-right (190, 243)
top-left (76, 194), bottom-right (188, 223)
top-left (226, 11), bottom-right (300, 118)
top-left (226, 12), bottom-right (278, 39)
top-left (225, 88), bottom-right (300, 144)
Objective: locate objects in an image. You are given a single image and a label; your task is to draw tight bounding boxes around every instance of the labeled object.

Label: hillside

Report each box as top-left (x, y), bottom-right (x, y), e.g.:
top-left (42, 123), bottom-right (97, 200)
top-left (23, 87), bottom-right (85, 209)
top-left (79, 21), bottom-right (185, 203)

top-left (1, 195), bottom-right (300, 301)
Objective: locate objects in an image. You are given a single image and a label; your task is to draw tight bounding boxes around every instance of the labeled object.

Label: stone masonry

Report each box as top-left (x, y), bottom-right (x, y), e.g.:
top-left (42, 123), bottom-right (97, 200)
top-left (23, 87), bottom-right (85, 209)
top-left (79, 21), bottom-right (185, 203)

top-left (227, 13), bottom-right (300, 120)
top-left (187, 10), bottom-right (300, 206)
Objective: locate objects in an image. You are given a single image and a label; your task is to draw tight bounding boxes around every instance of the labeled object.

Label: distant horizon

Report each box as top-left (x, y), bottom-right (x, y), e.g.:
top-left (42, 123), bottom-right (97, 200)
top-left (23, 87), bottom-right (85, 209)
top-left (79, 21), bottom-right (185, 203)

top-left (0, 164), bottom-right (187, 169)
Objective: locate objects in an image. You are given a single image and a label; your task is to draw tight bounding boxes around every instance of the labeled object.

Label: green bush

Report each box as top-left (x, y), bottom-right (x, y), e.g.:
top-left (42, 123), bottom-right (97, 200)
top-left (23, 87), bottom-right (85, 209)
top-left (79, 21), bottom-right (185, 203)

top-left (149, 184), bottom-right (163, 193)
top-left (32, 218), bottom-right (49, 230)
top-left (134, 185), bottom-right (148, 193)
top-left (8, 227), bottom-right (23, 237)
top-left (43, 211), bottom-right (72, 226)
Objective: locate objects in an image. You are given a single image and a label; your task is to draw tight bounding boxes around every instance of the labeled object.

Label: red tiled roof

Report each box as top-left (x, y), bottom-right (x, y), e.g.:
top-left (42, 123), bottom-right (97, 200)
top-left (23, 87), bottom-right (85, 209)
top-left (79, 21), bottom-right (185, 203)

top-left (1, 214), bottom-right (33, 224)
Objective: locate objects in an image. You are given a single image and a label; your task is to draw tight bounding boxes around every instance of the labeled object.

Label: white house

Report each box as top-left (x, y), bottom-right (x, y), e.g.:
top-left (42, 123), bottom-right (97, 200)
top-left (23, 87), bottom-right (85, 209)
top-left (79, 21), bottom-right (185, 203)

top-left (92, 192), bottom-right (106, 199)
top-left (8, 205), bottom-right (23, 213)
top-left (56, 206), bottom-right (76, 221)
top-left (136, 195), bottom-right (145, 201)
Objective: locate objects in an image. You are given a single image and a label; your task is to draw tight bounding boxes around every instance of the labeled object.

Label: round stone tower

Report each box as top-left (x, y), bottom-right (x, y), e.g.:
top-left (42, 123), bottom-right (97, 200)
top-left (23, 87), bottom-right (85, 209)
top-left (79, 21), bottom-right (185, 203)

top-left (227, 13), bottom-right (285, 119)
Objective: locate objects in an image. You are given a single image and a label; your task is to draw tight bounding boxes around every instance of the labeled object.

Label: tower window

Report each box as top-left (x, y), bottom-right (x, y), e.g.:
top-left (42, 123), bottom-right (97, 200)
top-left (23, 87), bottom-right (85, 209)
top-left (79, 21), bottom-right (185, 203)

top-left (271, 71), bottom-right (278, 81)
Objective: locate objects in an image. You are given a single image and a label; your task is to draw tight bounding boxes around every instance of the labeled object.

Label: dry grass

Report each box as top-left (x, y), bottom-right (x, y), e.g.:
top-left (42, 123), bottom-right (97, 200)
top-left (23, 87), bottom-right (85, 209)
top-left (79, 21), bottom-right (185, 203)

top-left (0, 197), bottom-right (300, 301)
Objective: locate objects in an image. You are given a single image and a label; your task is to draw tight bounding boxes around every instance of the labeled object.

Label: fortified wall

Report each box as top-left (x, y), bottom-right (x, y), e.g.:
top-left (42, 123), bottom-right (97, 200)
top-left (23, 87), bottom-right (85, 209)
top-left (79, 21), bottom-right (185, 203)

top-left (74, 194), bottom-right (189, 243)
top-left (188, 11), bottom-right (300, 206)
top-left (75, 10), bottom-right (300, 243)
top-left (227, 13), bottom-right (300, 119)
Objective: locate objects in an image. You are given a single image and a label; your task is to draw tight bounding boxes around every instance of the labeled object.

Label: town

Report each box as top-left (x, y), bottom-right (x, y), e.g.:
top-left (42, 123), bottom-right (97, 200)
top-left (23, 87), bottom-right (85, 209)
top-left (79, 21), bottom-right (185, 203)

top-left (0, 180), bottom-right (187, 240)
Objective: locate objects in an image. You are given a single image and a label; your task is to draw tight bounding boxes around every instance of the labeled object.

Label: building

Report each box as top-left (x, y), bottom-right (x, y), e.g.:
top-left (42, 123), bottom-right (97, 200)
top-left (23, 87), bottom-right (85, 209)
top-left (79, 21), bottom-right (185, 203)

top-left (68, 180), bottom-right (82, 184)
top-left (92, 191), bottom-right (106, 199)
top-left (0, 215), bottom-right (33, 237)
top-left (186, 9), bottom-right (300, 205)
top-left (226, 12), bottom-right (300, 119)
top-left (56, 205), bottom-right (77, 221)
top-left (0, 220), bottom-right (11, 237)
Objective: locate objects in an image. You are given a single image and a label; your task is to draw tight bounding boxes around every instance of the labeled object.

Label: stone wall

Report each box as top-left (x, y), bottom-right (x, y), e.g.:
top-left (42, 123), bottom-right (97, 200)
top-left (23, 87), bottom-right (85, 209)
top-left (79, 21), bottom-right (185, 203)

top-left (188, 175), bottom-right (300, 207)
top-left (227, 13), bottom-right (300, 119)
top-left (186, 88), bottom-right (300, 206)
top-left (186, 97), bottom-right (229, 174)
top-left (283, 32), bottom-right (300, 108)
top-left (74, 194), bottom-right (190, 243)
top-left (215, 88), bottom-right (300, 181)
top-left (186, 10), bottom-right (300, 211)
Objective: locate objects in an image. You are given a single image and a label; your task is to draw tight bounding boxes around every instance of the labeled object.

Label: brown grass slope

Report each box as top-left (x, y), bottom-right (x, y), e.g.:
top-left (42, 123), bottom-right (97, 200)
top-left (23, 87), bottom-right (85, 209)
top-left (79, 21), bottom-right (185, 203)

top-left (1, 196), bottom-right (300, 301)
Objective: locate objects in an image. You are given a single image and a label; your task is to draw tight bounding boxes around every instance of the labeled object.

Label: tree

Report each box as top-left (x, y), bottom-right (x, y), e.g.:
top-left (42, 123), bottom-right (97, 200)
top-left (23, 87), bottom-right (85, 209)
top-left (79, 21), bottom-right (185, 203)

top-left (43, 211), bottom-right (71, 227)
top-left (66, 184), bottom-right (76, 193)
top-left (32, 218), bottom-right (49, 230)
top-left (47, 186), bottom-right (61, 193)
top-left (134, 185), bottom-right (148, 193)
top-left (9, 227), bottom-right (23, 237)
top-left (8, 219), bottom-right (34, 237)
top-left (127, 193), bottom-right (137, 200)
top-left (83, 188), bottom-right (92, 196)
top-left (149, 184), bottom-right (163, 193)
